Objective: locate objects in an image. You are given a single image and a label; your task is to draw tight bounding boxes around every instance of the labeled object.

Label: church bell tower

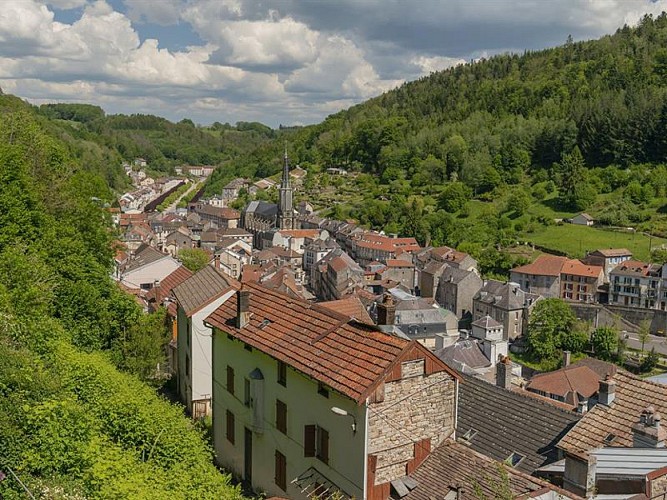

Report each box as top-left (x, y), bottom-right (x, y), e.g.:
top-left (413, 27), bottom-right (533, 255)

top-left (277, 147), bottom-right (295, 230)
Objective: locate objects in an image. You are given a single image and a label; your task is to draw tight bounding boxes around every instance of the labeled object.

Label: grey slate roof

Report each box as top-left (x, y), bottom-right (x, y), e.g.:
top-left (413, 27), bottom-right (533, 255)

top-left (172, 265), bottom-right (239, 316)
top-left (124, 244), bottom-right (167, 272)
top-left (435, 340), bottom-right (491, 371)
top-left (245, 200), bottom-right (278, 218)
top-left (473, 279), bottom-right (540, 310)
top-left (471, 315), bottom-right (502, 329)
top-left (440, 265), bottom-right (475, 284)
top-left (457, 374), bottom-right (581, 475)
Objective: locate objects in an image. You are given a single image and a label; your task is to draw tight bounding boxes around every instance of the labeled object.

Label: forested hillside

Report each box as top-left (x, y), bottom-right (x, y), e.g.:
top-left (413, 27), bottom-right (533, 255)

top-left (256, 13), bottom-right (667, 275)
top-left (0, 96), bottom-right (242, 499)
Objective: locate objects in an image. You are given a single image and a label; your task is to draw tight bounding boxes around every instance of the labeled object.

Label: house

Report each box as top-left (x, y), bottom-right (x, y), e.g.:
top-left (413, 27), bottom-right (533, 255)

top-left (457, 373), bottom-right (581, 476)
top-left (261, 266), bottom-right (314, 301)
top-left (204, 283), bottom-right (460, 500)
top-left (120, 244), bottom-right (182, 291)
top-left (582, 248), bottom-right (633, 280)
top-left (378, 259), bottom-right (416, 291)
top-left (319, 296), bottom-right (374, 326)
top-left (353, 233), bottom-right (421, 267)
top-left (435, 339), bottom-right (492, 375)
top-left (253, 178), bottom-right (277, 191)
top-left (510, 255), bottom-right (568, 298)
top-left (402, 439), bottom-right (577, 500)
top-left (374, 290), bottom-right (460, 350)
top-left (436, 266), bottom-right (483, 323)
top-left (556, 371), bottom-right (667, 497)
top-left (270, 228), bottom-right (327, 254)
top-left (429, 246), bottom-right (478, 271)
top-left (194, 205), bottom-right (240, 229)
top-left (571, 213), bottom-right (594, 226)
top-left (144, 265), bottom-right (193, 314)
top-left (469, 315), bottom-right (507, 367)
top-left (525, 357), bottom-right (616, 411)
top-left (303, 237), bottom-right (339, 283)
top-left (609, 260), bottom-right (662, 308)
top-left (559, 259), bottom-right (603, 303)
top-left (172, 266), bottom-right (240, 418)
top-left (310, 248), bottom-right (365, 301)
top-left (472, 280), bottom-right (540, 340)
top-left (164, 227), bottom-right (195, 256)
top-left (222, 178), bottom-right (249, 200)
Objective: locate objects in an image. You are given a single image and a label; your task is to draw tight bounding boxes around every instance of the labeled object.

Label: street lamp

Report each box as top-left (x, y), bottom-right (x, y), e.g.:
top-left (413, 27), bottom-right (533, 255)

top-left (331, 406), bottom-right (357, 434)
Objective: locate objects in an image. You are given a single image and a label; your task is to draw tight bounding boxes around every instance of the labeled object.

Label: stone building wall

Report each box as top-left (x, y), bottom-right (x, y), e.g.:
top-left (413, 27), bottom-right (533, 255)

top-left (368, 366), bottom-right (456, 484)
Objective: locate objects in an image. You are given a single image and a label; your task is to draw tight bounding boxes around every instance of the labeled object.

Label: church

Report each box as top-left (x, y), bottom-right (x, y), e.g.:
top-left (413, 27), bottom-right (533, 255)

top-left (241, 150), bottom-right (297, 247)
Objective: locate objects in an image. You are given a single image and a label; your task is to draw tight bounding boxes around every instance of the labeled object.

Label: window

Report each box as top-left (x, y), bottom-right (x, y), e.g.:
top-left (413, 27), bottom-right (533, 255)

top-left (277, 360), bottom-right (287, 387)
top-left (317, 382), bottom-right (329, 398)
top-left (244, 379), bottom-right (251, 407)
top-left (276, 400), bottom-right (287, 434)
top-left (604, 433), bottom-right (616, 445)
top-left (226, 410), bottom-right (235, 444)
top-left (275, 450), bottom-right (287, 491)
top-left (304, 425), bottom-right (329, 464)
top-left (227, 365), bottom-right (235, 395)
top-left (460, 428), bottom-right (477, 443)
top-left (506, 452), bottom-right (525, 467)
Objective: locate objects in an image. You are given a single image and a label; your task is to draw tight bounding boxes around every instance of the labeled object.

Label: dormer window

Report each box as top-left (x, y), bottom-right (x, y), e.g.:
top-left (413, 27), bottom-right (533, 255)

top-left (506, 452), bottom-right (525, 467)
top-left (460, 428), bottom-right (477, 443)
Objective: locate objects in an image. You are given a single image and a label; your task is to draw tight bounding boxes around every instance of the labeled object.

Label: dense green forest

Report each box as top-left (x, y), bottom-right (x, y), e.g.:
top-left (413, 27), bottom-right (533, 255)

top-left (0, 95), bottom-right (242, 499)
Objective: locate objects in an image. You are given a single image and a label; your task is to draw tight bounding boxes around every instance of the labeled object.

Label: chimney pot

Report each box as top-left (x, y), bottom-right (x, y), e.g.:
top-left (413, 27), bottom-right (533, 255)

top-left (236, 289), bottom-right (251, 328)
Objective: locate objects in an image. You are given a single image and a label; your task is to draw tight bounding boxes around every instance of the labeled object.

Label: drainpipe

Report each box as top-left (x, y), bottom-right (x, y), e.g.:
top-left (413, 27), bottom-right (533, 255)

top-left (363, 398), bottom-right (369, 500)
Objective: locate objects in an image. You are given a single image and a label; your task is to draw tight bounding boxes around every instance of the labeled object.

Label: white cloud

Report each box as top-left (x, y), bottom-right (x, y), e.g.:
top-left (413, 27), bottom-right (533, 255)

top-left (412, 55), bottom-right (466, 75)
top-left (123, 0), bottom-right (182, 26)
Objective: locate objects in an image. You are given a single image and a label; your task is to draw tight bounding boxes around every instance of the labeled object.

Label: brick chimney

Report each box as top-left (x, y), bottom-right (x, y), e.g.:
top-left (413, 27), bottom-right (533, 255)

top-left (598, 376), bottom-right (616, 406)
top-left (633, 406), bottom-right (667, 448)
top-left (496, 355), bottom-right (512, 389)
top-left (236, 289), bottom-right (251, 329)
top-left (563, 350), bottom-right (571, 367)
top-left (377, 294), bottom-right (396, 326)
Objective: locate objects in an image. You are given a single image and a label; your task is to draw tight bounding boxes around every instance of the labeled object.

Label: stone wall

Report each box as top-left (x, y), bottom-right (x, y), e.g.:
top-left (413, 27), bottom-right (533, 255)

top-left (568, 303), bottom-right (667, 334)
top-left (368, 369), bottom-right (456, 484)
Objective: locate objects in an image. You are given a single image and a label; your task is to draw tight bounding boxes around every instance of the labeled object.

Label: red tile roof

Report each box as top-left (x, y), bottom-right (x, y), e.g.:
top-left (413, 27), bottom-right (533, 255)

top-left (527, 365), bottom-right (601, 404)
top-left (512, 254), bottom-right (568, 277)
top-left (205, 282), bottom-right (456, 403)
top-left (355, 234), bottom-right (421, 253)
top-left (611, 260), bottom-right (652, 276)
top-left (385, 259), bottom-right (414, 268)
top-left (561, 259), bottom-right (603, 279)
top-left (277, 229), bottom-right (320, 239)
top-left (241, 264), bottom-right (261, 283)
top-left (146, 265), bottom-right (193, 304)
top-left (558, 370), bottom-right (667, 457)
top-left (592, 248), bottom-right (632, 258)
top-left (320, 296), bottom-right (374, 325)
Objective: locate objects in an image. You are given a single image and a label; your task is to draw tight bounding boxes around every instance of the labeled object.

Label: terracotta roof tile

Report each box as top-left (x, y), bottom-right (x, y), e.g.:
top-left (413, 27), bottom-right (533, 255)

top-left (319, 296), bottom-right (374, 325)
top-left (558, 370), bottom-right (667, 457)
top-left (512, 254), bottom-right (568, 277)
top-left (405, 440), bottom-right (577, 500)
top-left (561, 259), bottom-right (603, 279)
top-left (277, 229), bottom-right (320, 239)
top-left (592, 248), bottom-right (632, 258)
top-left (385, 259), bottom-right (414, 268)
top-left (146, 265), bottom-right (193, 304)
top-left (205, 282), bottom-right (456, 403)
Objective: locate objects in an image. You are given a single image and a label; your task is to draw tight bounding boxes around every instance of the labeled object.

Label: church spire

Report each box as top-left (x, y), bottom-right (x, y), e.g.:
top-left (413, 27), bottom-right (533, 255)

top-left (277, 145), bottom-right (295, 230)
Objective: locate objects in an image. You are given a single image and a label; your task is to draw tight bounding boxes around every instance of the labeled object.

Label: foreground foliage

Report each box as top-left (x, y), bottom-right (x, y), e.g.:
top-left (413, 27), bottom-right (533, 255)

top-left (0, 97), bottom-right (242, 499)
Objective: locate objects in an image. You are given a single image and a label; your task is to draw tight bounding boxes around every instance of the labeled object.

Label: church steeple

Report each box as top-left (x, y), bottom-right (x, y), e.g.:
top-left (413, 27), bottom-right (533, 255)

top-left (277, 146), bottom-right (295, 230)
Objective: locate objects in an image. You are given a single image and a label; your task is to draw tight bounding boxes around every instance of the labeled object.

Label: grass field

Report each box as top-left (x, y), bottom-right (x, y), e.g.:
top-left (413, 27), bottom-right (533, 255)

top-left (523, 223), bottom-right (666, 260)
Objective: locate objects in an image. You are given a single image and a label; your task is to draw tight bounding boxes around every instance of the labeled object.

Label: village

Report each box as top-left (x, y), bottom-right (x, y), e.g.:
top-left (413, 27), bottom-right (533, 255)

top-left (113, 153), bottom-right (667, 500)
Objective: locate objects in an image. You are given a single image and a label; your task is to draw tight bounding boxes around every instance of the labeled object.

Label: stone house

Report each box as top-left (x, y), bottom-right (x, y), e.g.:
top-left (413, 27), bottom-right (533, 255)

top-left (557, 371), bottom-right (667, 497)
top-left (582, 248), bottom-right (633, 280)
top-left (204, 283), bottom-right (459, 500)
top-left (510, 254), bottom-right (568, 298)
top-left (120, 244), bottom-right (182, 291)
top-left (194, 204), bottom-right (240, 229)
top-left (472, 280), bottom-right (540, 340)
top-left (172, 266), bottom-right (240, 418)
top-left (609, 260), bottom-right (662, 309)
top-left (378, 259), bottom-right (416, 291)
top-left (353, 233), bottom-right (421, 267)
top-left (436, 266), bottom-right (483, 323)
top-left (469, 316), bottom-right (507, 366)
top-left (559, 259), bottom-right (604, 303)
top-left (310, 248), bottom-right (364, 301)
top-left (303, 237), bottom-right (339, 284)
top-left (222, 178), bottom-right (249, 200)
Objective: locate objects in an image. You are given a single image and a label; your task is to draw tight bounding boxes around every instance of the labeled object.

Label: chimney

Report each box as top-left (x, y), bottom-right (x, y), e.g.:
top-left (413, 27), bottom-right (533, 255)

top-left (563, 350), bottom-right (571, 367)
top-left (577, 400), bottom-right (588, 414)
top-left (632, 406), bottom-right (667, 448)
top-left (236, 289), bottom-right (251, 329)
top-left (598, 376), bottom-right (616, 406)
top-left (376, 294), bottom-right (396, 326)
top-left (153, 279), bottom-right (161, 290)
top-left (496, 355), bottom-right (512, 389)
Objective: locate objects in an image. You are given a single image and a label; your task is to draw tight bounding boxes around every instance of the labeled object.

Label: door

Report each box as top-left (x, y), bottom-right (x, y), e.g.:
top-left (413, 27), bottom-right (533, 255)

top-left (244, 428), bottom-right (252, 483)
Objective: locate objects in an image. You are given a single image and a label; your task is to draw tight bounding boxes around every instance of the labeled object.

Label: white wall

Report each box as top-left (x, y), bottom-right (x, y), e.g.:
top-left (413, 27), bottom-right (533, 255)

top-left (212, 331), bottom-right (367, 499)
top-left (121, 257), bottom-right (180, 289)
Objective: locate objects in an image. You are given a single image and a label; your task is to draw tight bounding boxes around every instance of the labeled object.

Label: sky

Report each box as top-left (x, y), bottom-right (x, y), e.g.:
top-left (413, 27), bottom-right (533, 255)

top-left (0, 1), bottom-right (665, 127)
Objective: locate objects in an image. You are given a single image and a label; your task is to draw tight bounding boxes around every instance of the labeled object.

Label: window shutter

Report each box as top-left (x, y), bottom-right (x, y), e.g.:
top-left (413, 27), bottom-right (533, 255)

top-left (304, 425), bottom-right (316, 457)
top-left (227, 365), bottom-right (235, 395)
top-left (275, 450), bottom-right (286, 491)
top-left (226, 410), bottom-right (235, 444)
top-left (319, 428), bottom-right (329, 464)
top-left (276, 400), bottom-right (287, 434)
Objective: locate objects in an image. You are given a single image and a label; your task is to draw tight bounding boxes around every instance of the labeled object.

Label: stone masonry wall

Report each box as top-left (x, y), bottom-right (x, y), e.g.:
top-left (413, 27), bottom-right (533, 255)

top-left (368, 369), bottom-right (456, 484)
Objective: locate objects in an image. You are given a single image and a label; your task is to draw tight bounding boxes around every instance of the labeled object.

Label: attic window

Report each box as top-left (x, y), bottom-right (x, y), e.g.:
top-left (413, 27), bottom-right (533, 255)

top-left (604, 433), bottom-right (616, 445)
top-left (460, 428), bottom-right (477, 443)
top-left (506, 452), bottom-right (525, 467)
top-left (259, 319), bottom-right (271, 329)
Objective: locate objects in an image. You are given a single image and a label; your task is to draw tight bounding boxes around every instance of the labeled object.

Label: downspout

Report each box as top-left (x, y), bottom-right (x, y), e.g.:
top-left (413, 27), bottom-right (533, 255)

top-left (363, 398), bottom-right (370, 500)
top-left (454, 378), bottom-right (459, 439)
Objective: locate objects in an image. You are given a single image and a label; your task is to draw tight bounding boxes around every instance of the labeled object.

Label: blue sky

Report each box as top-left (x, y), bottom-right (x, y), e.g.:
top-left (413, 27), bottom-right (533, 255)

top-left (0, 0), bottom-right (665, 127)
